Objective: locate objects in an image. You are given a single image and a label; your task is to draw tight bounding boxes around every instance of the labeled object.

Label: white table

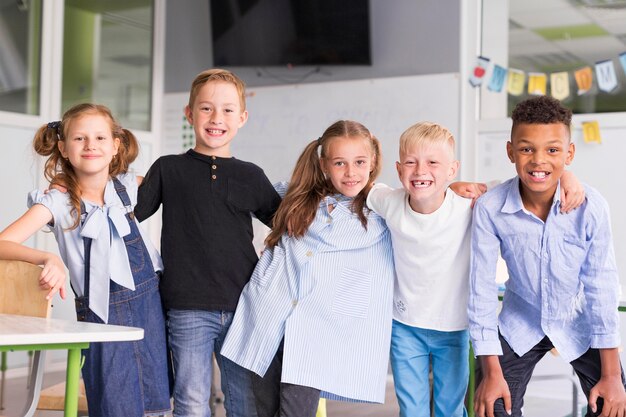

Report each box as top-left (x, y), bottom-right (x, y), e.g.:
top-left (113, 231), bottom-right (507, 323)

top-left (0, 313), bottom-right (143, 417)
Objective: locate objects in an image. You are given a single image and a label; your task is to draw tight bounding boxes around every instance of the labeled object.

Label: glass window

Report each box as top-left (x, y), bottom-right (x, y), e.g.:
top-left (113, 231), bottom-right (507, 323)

top-left (0, 0), bottom-right (42, 115)
top-left (508, 0), bottom-right (626, 114)
top-left (62, 0), bottom-right (153, 131)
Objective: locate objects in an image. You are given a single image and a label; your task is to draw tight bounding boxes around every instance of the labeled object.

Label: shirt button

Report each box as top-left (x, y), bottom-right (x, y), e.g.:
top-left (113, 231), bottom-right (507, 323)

top-left (292, 300), bottom-right (298, 306)
top-left (544, 279), bottom-right (548, 283)
top-left (305, 251), bottom-right (313, 257)
top-left (212, 156), bottom-right (216, 160)
top-left (212, 174), bottom-right (217, 180)
top-left (326, 218), bottom-right (332, 224)
top-left (212, 165), bottom-right (217, 170)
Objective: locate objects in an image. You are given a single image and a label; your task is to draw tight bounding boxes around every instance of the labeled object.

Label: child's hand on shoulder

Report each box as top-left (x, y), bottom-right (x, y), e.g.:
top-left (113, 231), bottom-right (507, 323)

top-left (559, 171), bottom-right (585, 214)
top-left (47, 179), bottom-right (68, 194)
top-left (40, 254), bottom-right (67, 300)
top-left (450, 181), bottom-right (488, 207)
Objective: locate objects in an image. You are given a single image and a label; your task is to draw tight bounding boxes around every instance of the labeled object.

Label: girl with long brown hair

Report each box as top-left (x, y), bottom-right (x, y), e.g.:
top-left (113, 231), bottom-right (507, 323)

top-left (221, 120), bottom-right (395, 417)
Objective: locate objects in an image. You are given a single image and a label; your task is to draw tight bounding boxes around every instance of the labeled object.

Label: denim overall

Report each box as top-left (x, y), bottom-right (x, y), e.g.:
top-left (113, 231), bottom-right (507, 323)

top-left (74, 178), bottom-right (171, 417)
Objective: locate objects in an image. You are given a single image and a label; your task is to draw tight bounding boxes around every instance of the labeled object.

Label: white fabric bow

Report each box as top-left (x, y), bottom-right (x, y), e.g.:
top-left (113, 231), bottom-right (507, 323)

top-left (80, 202), bottom-right (135, 323)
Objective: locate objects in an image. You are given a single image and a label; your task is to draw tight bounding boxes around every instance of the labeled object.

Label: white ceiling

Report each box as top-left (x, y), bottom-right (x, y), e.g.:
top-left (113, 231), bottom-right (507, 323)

top-left (508, 0), bottom-right (626, 70)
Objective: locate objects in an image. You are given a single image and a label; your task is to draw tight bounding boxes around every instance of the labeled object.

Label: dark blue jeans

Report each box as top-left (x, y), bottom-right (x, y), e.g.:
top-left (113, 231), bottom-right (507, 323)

top-left (167, 309), bottom-right (257, 417)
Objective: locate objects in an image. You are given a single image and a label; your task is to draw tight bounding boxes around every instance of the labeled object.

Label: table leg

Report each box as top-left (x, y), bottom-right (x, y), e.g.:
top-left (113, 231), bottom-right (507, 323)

top-left (0, 350), bottom-right (6, 410)
top-left (64, 347), bottom-right (83, 417)
top-left (21, 350), bottom-right (46, 417)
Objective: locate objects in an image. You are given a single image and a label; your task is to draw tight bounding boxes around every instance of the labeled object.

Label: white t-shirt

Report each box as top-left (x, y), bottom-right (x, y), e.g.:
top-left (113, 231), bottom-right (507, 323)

top-left (367, 183), bottom-right (472, 331)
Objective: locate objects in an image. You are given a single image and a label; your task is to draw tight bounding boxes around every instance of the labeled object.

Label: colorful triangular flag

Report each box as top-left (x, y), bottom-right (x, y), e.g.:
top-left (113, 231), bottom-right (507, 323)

top-left (507, 69), bottom-right (526, 96)
top-left (574, 67), bottom-right (593, 95)
top-left (488, 65), bottom-right (507, 92)
top-left (469, 56), bottom-right (490, 87)
top-left (550, 72), bottom-right (570, 100)
top-left (595, 60), bottom-right (618, 93)
top-left (528, 73), bottom-right (547, 95)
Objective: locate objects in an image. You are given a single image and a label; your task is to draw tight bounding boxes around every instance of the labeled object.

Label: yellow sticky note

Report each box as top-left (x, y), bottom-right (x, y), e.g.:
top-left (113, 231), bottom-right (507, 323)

top-left (582, 121), bottom-right (601, 144)
top-left (528, 73), bottom-right (547, 95)
top-left (575, 67), bottom-right (593, 95)
top-left (550, 72), bottom-right (570, 100)
top-left (507, 69), bottom-right (526, 96)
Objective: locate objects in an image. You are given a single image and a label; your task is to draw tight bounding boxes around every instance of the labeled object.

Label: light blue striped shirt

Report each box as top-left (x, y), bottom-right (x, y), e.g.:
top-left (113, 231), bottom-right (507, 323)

top-left (222, 188), bottom-right (395, 403)
top-left (469, 177), bottom-right (620, 362)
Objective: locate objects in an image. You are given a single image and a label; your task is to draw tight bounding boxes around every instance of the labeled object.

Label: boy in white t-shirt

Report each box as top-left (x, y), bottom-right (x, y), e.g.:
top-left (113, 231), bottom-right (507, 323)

top-left (367, 122), bottom-right (584, 417)
top-left (367, 122), bottom-right (472, 417)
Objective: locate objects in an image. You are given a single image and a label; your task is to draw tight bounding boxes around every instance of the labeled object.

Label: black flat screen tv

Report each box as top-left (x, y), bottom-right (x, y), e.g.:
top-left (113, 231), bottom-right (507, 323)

top-left (211, 0), bottom-right (371, 67)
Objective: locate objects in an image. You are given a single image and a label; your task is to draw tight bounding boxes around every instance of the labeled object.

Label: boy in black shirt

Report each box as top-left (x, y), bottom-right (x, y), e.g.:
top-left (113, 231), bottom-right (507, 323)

top-left (136, 69), bottom-right (280, 417)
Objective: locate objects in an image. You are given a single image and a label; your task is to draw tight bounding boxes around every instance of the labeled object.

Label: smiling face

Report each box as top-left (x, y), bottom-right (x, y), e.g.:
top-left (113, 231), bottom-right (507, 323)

top-left (320, 135), bottom-right (374, 198)
top-left (507, 122), bottom-right (575, 204)
top-left (57, 113), bottom-right (120, 180)
top-left (185, 80), bottom-right (248, 157)
top-left (396, 142), bottom-right (459, 214)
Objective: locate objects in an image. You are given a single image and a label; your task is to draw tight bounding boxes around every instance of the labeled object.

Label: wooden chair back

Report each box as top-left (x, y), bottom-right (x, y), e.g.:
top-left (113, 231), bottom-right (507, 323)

top-left (0, 260), bottom-right (51, 318)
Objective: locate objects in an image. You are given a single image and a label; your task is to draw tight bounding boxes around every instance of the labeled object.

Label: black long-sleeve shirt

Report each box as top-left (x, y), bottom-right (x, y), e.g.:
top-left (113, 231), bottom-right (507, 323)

top-left (135, 149), bottom-right (281, 311)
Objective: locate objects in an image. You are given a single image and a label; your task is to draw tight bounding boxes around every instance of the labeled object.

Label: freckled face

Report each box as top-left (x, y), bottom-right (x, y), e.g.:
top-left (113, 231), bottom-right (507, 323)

top-left (320, 136), bottom-right (374, 198)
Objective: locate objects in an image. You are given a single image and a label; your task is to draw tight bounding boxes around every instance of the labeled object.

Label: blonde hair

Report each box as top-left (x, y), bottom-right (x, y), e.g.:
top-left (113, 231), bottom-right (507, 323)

top-left (188, 68), bottom-right (247, 111)
top-left (399, 121), bottom-right (455, 160)
top-left (33, 103), bottom-right (139, 229)
top-left (265, 120), bottom-right (382, 248)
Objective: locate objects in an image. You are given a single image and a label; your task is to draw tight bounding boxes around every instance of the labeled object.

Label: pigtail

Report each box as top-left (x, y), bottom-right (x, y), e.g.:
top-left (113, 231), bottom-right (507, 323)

top-left (35, 103), bottom-right (137, 230)
top-left (110, 128), bottom-right (139, 176)
top-left (32, 121), bottom-right (83, 229)
top-left (265, 139), bottom-right (332, 248)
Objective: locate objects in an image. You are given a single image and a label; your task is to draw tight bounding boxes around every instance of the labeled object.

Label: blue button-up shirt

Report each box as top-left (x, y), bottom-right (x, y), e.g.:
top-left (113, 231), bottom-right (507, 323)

top-left (469, 177), bottom-right (620, 362)
top-left (222, 185), bottom-right (395, 403)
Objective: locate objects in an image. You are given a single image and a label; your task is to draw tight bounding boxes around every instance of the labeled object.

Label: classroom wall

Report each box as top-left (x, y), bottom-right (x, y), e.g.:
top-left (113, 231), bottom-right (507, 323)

top-left (164, 0), bottom-right (461, 91)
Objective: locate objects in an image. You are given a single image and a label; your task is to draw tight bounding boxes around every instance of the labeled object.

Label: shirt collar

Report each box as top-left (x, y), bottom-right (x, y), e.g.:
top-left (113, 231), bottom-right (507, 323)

top-left (502, 176), bottom-right (561, 215)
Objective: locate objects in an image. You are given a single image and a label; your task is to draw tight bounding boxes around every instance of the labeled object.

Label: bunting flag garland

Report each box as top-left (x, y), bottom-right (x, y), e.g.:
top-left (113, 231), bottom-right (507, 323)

top-left (574, 67), bottom-right (593, 95)
top-left (582, 121), bottom-right (601, 144)
top-left (507, 69), bottom-right (526, 96)
top-left (528, 73), bottom-right (547, 95)
top-left (488, 65), bottom-right (507, 92)
top-left (595, 60), bottom-right (618, 93)
top-left (468, 52), bottom-right (626, 100)
top-left (467, 55), bottom-right (621, 146)
top-left (469, 56), bottom-right (490, 86)
top-left (550, 72), bottom-right (570, 100)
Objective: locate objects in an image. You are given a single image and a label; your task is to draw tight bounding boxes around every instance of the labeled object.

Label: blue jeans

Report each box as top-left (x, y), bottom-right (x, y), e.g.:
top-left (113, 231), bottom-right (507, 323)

top-left (390, 320), bottom-right (469, 417)
top-left (167, 309), bottom-right (257, 417)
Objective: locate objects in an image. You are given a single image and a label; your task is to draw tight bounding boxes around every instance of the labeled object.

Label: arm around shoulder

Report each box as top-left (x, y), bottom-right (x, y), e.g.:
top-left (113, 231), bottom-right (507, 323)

top-left (366, 183), bottom-right (394, 216)
top-left (135, 159), bottom-right (163, 222)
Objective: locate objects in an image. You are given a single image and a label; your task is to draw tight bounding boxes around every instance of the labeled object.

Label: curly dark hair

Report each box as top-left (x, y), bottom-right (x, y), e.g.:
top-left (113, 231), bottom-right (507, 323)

top-left (511, 96), bottom-right (572, 135)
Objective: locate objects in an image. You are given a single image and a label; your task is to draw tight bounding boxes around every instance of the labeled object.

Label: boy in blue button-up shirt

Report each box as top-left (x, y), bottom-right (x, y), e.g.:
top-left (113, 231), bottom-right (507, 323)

top-left (469, 95), bottom-right (626, 417)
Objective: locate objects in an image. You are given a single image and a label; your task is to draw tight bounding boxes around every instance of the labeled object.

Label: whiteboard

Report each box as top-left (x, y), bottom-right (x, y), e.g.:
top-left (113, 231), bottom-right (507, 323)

top-left (163, 73), bottom-right (460, 187)
top-left (477, 125), bottom-right (626, 281)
